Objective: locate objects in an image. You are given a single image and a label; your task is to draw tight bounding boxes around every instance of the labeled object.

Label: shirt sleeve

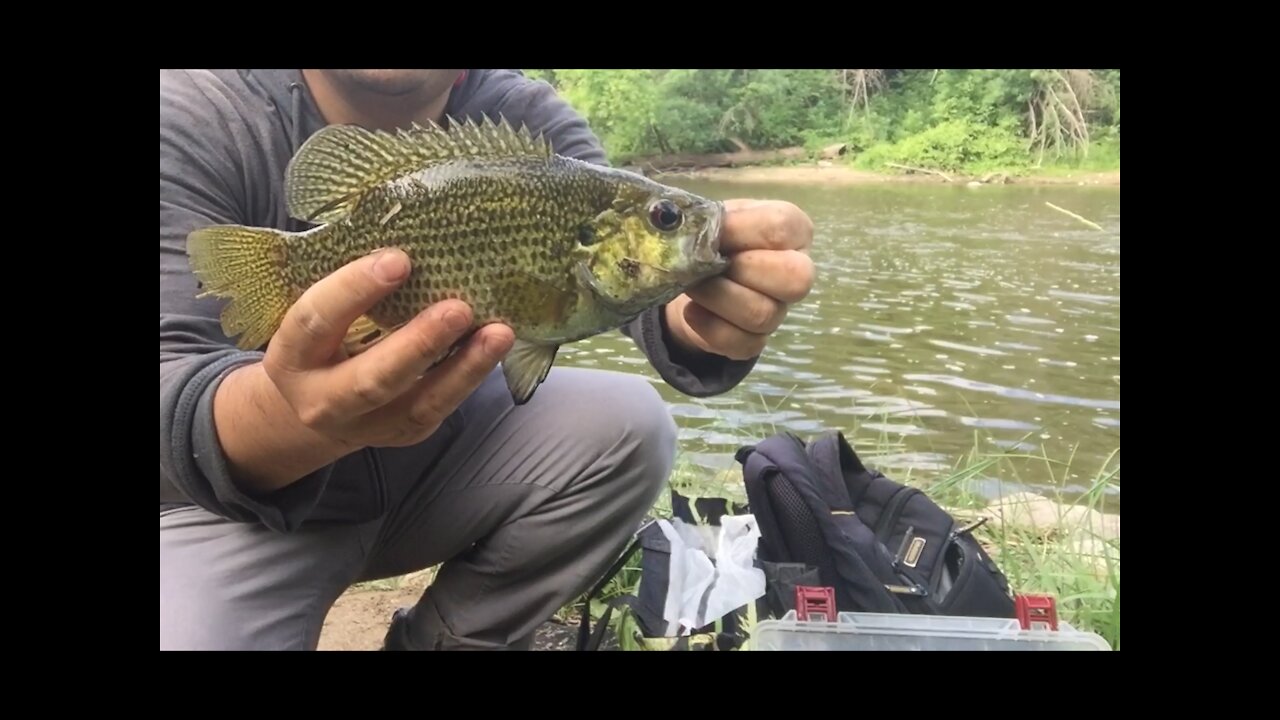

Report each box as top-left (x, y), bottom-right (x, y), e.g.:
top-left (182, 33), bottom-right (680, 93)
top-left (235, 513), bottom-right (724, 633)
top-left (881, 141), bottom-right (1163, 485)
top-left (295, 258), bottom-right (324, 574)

top-left (159, 70), bottom-right (333, 531)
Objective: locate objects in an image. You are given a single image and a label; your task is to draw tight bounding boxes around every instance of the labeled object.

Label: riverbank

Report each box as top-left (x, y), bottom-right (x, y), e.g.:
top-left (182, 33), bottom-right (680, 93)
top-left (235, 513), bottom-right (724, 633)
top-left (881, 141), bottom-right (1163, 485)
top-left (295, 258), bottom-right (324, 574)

top-left (654, 164), bottom-right (1120, 188)
top-left (317, 445), bottom-right (1120, 651)
top-left (317, 485), bottom-right (1119, 651)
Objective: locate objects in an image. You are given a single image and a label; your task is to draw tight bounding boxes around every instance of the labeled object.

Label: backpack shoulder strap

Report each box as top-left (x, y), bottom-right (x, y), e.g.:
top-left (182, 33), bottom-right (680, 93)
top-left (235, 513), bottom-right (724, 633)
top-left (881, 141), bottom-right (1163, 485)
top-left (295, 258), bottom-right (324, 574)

top-left (737, 432), bottom-right (909, 615)
top-left (807, 430), bottom-right (879, 506)
top-left (735, 438), bottom-right (799, 565)
top-left (746, 432), bottom-right (857, 511)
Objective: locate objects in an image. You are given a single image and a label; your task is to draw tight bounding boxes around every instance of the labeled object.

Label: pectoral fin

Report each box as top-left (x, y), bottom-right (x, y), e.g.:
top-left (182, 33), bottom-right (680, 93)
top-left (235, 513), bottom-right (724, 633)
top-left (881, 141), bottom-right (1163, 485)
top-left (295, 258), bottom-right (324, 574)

top-left (502, 340), bottom-right (559, 405)
top-left (340, 315), bottom-right (412, 356)
top-left (575, 261), bottom-right (626, 309)
top-left (575, 260), bottom-right (662, 317)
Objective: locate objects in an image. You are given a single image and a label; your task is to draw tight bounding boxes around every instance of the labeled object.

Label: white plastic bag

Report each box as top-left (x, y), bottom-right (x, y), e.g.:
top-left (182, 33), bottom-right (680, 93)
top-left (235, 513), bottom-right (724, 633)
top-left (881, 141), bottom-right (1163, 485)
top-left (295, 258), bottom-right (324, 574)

top-left (655, 515), bottom-right (766, 633)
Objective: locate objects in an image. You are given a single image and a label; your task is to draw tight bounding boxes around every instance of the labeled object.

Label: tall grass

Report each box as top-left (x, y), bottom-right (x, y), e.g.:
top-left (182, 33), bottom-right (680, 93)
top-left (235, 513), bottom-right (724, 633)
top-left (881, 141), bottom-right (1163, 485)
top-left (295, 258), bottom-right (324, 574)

top-left (926, 444), bottom-right (1120, 649)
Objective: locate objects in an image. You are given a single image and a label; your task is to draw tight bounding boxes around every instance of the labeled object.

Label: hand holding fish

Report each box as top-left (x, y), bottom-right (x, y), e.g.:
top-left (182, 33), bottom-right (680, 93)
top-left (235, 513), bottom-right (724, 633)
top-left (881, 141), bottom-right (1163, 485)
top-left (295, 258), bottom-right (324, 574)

top-left (211, 248), bottom-right (515, 493)
top-left (664, 199), bottom-right (815, 361)
top-left (191, 119), bottom-right (807, 490)
top-left (264, 248), bottom-right (516, 447)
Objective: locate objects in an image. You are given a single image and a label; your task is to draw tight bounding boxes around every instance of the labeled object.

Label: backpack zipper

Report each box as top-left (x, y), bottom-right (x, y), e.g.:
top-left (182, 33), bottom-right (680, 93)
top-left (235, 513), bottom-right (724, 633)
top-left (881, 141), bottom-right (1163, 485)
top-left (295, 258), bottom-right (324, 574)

top-left (875, 488), bottom-right (932, 600)
top-left (875, 486), bottom-right (920, 543)
top-left (953, 516), bottom-right (988, 537)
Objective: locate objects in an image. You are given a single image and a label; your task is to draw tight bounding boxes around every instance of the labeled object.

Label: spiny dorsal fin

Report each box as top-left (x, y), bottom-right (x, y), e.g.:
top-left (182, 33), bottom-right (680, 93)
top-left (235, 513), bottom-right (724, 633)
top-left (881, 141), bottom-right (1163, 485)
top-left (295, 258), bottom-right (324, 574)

top-left (285, 114), bottom-right (551, 224)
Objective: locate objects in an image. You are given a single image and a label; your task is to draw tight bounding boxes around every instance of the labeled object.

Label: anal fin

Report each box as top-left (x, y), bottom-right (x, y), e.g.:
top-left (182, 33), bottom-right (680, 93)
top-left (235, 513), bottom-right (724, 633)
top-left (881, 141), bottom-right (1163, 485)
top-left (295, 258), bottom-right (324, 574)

top-left (502, 340), bottom-right (559, 405)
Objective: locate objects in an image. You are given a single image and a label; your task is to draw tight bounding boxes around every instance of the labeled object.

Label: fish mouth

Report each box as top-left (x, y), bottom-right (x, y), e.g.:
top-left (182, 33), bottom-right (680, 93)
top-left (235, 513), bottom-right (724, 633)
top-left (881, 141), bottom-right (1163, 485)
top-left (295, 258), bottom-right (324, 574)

top-left (692, 201), bottom-right (727, 267)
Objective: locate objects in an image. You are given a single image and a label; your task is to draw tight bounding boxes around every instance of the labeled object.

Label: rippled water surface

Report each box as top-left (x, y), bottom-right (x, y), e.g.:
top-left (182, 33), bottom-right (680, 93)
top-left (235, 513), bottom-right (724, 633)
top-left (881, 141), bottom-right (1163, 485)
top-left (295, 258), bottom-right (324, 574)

top-left (558, 180), bottom-right (1120, 504)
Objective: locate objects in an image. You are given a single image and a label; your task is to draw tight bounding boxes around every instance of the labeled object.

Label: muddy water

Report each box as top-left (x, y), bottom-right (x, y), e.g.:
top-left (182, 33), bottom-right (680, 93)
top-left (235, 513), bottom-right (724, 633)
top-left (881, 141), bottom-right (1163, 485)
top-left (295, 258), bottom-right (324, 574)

top-left (559, 179), bottom-right (1120, 505)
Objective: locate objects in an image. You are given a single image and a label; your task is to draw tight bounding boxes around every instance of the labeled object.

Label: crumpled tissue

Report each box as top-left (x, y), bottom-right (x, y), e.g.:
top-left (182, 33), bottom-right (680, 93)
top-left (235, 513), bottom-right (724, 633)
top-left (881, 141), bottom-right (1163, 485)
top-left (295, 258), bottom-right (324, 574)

top-left (656, 514), bottom-right (765, 633)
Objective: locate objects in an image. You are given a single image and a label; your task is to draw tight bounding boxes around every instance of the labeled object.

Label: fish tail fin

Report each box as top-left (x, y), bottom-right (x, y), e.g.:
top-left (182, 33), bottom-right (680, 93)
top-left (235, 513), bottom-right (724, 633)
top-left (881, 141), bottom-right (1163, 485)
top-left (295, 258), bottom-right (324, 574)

top-left (187, 224), bottom-right (298, 351)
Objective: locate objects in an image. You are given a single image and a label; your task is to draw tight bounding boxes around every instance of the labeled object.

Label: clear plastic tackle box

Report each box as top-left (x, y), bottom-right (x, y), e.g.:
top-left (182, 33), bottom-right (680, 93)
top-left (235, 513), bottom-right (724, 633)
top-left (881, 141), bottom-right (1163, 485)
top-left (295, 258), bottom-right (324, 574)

top-left (750, 610), bottom-right (1112, 651)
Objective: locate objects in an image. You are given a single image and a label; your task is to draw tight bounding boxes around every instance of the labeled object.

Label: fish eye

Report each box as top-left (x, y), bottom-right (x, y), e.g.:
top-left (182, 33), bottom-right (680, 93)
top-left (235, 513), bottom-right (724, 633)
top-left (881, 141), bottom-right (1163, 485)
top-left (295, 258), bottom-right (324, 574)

top-left (648, 199), bottom-right (683, 232)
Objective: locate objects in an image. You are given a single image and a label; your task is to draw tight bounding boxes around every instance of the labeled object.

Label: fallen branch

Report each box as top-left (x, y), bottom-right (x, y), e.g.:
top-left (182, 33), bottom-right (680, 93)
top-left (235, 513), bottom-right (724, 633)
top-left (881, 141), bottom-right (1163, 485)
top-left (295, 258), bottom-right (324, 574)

top-left (820, 142), bottom-right (848, 160)
top-left (1045, 202), bottom-right (1104, 231)
top-left (624, 146), bottom-right (807, 172)
top-left (886, 162), bottom-right (954, 182)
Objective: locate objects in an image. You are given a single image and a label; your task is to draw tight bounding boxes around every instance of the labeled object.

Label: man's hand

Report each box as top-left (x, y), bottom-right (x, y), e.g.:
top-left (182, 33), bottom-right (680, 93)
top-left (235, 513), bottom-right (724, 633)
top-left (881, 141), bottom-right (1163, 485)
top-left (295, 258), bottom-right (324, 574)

top-left (665, 199), bottom-right (815, 361)
top-left (214, 249), bottom-right (515, 494)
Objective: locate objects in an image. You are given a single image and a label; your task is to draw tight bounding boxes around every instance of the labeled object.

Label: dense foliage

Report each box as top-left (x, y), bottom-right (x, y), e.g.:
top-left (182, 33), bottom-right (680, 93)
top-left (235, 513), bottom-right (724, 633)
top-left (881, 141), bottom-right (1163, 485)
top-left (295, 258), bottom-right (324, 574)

top-left (524, 69), bottom-right (1120, 175)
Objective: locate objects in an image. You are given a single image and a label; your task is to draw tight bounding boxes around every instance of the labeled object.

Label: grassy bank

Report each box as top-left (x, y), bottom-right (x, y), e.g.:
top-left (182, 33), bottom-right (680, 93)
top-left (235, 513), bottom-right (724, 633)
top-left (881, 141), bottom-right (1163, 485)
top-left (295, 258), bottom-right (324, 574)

top-left (585, 439), bottom-right (1120, 652)
top-left (332, 439), bottom-right (1120, 651)
top-left (922, 445), bottom-right (1120, 649)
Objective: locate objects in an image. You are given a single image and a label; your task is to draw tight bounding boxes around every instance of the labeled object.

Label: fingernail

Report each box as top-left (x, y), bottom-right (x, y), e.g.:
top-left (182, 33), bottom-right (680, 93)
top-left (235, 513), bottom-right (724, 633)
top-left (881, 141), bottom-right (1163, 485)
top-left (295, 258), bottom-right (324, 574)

top-left (372, 250), bottom-right (409, 283)
top-left (442, 308), bottom-right (469, 331)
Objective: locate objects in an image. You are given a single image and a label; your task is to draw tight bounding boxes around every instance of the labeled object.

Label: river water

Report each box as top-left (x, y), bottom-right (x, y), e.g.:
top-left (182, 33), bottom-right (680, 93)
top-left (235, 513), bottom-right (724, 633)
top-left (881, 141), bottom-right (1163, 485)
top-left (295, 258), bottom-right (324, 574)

top-left (558, 179), bottom-right (1120, 507)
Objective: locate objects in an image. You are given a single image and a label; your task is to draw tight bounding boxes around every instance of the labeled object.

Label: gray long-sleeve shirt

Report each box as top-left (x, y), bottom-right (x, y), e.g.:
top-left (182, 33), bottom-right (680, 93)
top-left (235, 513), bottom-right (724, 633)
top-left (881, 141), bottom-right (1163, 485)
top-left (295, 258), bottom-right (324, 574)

top-left (160, 69), bottom-right (757, 531)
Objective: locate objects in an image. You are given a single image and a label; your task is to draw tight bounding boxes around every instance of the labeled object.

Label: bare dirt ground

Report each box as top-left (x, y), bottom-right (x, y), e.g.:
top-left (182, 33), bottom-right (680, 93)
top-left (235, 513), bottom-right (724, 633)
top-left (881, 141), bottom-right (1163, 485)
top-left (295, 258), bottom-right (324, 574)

top-left (317, 575), bottom-right (427, 650)
top-left (317, 571), bottom-right (583, 651)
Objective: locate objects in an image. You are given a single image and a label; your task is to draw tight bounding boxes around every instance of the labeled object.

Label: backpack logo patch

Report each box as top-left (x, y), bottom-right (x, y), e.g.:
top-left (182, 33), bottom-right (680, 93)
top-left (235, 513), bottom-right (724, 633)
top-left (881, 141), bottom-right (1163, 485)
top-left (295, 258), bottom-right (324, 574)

top-left (904, 537), bottom-right (926, 568)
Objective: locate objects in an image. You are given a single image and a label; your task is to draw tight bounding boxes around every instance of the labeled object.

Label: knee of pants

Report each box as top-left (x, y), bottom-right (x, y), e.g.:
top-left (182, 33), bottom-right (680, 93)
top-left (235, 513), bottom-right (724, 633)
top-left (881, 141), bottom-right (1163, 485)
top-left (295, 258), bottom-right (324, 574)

top-left (618, 374), bottom-right (679, 490)
top-left (565, 371), bottom-right (677, 505)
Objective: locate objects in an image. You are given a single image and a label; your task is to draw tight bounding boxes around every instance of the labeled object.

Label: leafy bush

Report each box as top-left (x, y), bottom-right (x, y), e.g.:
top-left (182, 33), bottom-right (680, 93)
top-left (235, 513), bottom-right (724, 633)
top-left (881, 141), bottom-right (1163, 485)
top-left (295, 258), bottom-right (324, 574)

top-left (528, 69), bottom-right (1119, 172)
top-left (857, 119), bottom-right (1030, 173)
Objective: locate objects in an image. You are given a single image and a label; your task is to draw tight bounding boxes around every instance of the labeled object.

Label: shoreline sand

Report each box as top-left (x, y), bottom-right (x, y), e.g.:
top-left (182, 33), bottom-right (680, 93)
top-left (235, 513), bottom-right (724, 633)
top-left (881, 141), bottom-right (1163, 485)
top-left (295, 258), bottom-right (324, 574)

top-left (653, 164), bottom-right (1120, 188)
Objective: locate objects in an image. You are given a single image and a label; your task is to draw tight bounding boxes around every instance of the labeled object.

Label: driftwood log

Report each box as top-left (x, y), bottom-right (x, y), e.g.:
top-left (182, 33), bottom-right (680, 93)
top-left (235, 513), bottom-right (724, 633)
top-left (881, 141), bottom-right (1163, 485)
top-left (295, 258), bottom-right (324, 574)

top-left (820, 142), bottom-right (848, 160)
top-left (622, 146), bottom-right (807, 174)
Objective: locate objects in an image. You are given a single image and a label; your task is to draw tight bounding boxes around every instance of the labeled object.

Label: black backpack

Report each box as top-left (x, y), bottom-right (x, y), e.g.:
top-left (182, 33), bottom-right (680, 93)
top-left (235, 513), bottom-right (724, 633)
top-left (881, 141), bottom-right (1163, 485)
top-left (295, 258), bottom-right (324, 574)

top-left (576, 429), bottom-right (1017, 650)
top-left (736, 430), bottom-right (1017, 619)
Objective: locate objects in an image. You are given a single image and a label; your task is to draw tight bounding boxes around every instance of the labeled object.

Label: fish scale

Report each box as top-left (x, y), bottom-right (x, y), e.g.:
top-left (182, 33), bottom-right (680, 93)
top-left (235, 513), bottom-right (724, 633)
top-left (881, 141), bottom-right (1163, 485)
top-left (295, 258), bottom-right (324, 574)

top-left (187, 115), bottom-right (729, 404)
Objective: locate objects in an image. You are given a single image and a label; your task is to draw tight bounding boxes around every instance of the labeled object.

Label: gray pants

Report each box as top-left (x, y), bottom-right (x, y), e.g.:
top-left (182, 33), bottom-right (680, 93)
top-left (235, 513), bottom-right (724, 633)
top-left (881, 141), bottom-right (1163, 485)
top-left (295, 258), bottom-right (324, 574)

top-left (159, 367), bottom-right (676, 650)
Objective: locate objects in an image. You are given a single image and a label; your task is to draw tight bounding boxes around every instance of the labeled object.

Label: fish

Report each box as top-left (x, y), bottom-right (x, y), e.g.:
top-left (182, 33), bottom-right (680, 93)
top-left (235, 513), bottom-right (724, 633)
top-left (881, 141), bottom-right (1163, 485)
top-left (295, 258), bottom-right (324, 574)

top-left (186, 114), bottom-right (729, 405)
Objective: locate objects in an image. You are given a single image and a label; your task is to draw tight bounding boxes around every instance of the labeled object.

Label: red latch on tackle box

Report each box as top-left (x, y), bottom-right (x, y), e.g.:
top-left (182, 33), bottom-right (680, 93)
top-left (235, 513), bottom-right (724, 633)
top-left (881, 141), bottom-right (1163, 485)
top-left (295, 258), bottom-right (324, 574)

top-left (795, 586), bottom-right (837, 622)
top-left (1015, 594), bottom-right (1058, 631)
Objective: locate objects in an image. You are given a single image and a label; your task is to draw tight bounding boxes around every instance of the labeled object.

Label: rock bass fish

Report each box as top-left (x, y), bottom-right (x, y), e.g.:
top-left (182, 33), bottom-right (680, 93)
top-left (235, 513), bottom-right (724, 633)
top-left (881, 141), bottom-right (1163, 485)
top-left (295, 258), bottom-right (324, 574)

top-left (186, 115), bottom-right (729, 405)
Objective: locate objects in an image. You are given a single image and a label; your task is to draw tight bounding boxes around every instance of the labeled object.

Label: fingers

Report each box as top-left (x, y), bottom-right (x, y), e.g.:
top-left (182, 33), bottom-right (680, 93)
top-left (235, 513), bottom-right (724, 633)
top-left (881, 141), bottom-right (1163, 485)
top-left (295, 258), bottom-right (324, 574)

top-left (685, 302), bottom-right (768, 361)
top-left (724, 249), bottom-right (815, 304)
top-left (673, 295), bottom-right (768, 361)
top-left (719, 200), bottom-right (814, 254)
top-left (367, 324), bottom-right (515, 444)
top-left (665, 198), bottom-right (815, 363)
top-left (327, 300), bottom-right (481, 420)
top-left (406, 324), bottom-right (514, 427)
top-left (686, 277), bottom-right (787, 336)
top-left (269, 249), bottom-right (411, 373)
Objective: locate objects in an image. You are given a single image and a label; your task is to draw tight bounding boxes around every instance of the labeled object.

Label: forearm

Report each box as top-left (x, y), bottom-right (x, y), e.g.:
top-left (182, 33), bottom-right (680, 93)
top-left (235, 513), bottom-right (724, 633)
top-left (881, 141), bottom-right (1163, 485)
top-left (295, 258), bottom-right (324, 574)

top-left (160, 70), bottom-right (356, 529)
top-left (160, 322), bottom-right (341, 532)
top-left (213, 362), bottom-right (355, 494)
